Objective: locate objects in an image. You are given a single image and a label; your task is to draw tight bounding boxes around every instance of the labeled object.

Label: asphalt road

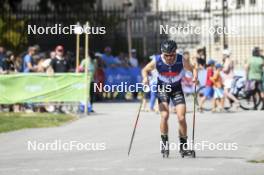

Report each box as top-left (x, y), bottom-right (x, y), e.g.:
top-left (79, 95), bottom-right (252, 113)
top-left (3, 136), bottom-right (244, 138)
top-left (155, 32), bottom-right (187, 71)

top-left (0, 102), bottom-right (264, 175)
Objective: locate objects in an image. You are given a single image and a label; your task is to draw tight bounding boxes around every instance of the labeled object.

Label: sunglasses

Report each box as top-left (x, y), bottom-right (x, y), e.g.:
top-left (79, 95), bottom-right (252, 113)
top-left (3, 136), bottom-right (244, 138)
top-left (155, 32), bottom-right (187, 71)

top-left (163, 53), bottom-right (175, 57)
top-left (56, 49), bottom-right (64, 52)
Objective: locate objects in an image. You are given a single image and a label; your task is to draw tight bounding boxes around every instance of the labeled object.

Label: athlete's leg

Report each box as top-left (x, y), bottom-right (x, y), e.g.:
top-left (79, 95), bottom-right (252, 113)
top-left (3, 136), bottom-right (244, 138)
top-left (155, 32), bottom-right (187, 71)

top-left (175, 104), bottom-right (188, 152)
top-left (175, 104), bottom-right (187, 137)
top-left (159, 101), bottom-right (170, 155)
top-left (159, 102), bottom-right (170, 135)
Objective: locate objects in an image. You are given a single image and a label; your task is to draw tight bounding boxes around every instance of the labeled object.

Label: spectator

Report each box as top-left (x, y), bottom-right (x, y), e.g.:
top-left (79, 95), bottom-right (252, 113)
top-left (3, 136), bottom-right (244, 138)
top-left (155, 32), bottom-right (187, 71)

top-left (50, 45), bottom-right (70, 73)
top-left (101, 47), bottom-right (119, 68)
top-left (1, 51), bottom-right (16, 73)
top-left (148, 55), bottom-right (158, 112)
top-left (22, 46), bottom-right (38, 112)
top-left (0, 46), bottom-right (5, 72)
top-left (191, 50), bottom-right (207, 88)
top-left (23, 46), bottom-right (37, 73)
top-left (222, 49), bottom-right (240, 110)
top-left (33, 44), bottom-right (40, 53)
top-left (49, 45), bottom-right (70, 113)
top-left (196, 48), bottom-right (206, 68)
top-left (15, 55), bottom-right (23, 72)
top-left (182, 51), bottom-right (194, 94)
top-left (245, 47), bottom-right (264, 110)
top-left (116, 52), bottom-right (129, 67)
top-left (260, 48), bottom-right (264, 110)
top-left (41, 51), bottom-right (56, 73)
top-left (79, 53), bottom-right (96, 112)
top-left (129, 49), bottom-right (139, 67)
top-left (210, 63), bottom-right (225, 112)
top-left (199, 59), bottom-right (215, 112)
top-left (183, 51), bottom-right (190, 60)
top-left (36, 53), bottom-right (47, 72)
top-left (94, 52), bottom-right (105, 101)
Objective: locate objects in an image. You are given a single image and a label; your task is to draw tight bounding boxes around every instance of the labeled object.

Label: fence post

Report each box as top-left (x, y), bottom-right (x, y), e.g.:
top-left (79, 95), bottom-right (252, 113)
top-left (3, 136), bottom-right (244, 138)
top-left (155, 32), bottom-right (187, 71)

top-left (75, 22), bottom-right (81, 72)
top-left (143, 14), bottom-right (147, 57)
top-left (222, 0), bottom-right (228, 49)
top-left (84, 21), bottom-right (90, 115)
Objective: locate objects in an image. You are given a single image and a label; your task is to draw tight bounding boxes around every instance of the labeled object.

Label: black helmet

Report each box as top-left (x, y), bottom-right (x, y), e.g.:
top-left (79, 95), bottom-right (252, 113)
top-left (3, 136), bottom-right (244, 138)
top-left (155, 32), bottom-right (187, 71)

top-left (161, 40), bottom-right (177, 53)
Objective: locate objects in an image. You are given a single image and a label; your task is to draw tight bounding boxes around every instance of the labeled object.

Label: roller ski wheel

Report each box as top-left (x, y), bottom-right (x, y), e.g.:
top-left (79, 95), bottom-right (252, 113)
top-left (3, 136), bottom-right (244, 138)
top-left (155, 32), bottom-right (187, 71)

top-left (161, 150), bottom-right (169, 158)
top-left (180, 150), bottom-right (196, 158)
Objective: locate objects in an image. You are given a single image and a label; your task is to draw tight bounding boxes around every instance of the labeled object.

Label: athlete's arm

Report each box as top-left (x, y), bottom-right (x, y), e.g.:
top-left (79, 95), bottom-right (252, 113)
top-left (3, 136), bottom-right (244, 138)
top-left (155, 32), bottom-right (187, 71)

top-left (141, 60), bottom-right (155, 85)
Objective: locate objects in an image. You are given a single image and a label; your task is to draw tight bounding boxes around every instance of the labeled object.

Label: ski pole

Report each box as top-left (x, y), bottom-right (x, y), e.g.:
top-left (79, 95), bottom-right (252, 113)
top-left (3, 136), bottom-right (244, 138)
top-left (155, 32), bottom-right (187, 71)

top-left (192, 84), bottom-right (197, 149)
top-left (128, 99), bottom-right (143, 156)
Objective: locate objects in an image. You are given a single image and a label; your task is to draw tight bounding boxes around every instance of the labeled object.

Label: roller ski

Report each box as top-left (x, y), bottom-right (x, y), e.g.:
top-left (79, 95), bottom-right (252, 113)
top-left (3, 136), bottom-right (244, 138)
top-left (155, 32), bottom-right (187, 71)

top-left (161, 135), bottom-right (169, 158)
top-left (180, 150), bottom-right (196, 158)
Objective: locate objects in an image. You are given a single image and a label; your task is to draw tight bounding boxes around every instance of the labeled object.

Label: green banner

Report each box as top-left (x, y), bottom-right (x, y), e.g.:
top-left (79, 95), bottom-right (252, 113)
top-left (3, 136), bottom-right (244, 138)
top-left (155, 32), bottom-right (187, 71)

top-left (0, 73), bottom-right (90, 104)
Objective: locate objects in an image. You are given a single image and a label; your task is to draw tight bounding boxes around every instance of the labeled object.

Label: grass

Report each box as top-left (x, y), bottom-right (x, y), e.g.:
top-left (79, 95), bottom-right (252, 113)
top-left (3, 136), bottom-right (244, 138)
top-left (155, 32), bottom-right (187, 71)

top-left (248, 160), bottom-right (264, 163)
top-left (0, 112), bottom-right (77, 133)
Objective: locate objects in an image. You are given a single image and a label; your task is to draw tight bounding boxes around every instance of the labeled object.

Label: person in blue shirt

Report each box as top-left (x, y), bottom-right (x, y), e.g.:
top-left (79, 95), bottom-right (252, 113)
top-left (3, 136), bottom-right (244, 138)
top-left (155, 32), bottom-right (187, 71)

top-left (101, 47), bottom-right (119, 68)
top-left (23, 46), bottom-right (37, 73)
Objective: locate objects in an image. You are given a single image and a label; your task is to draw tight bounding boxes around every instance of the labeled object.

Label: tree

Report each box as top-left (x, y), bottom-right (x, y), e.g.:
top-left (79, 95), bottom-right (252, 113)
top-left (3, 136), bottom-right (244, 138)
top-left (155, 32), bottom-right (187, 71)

top-left (0, 0), bottom-right (27, 52)
top-left (38, 0), bottom-right (96, 12)
top-left (0, 0), bottom-right (22, 12)
top-left (0, 16), bottom-right (27, 52)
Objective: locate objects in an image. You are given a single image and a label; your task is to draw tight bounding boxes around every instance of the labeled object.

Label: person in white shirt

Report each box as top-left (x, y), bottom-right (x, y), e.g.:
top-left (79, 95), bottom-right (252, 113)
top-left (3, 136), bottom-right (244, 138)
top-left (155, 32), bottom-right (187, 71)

top-left (129, 49), bottom-right (138, 67)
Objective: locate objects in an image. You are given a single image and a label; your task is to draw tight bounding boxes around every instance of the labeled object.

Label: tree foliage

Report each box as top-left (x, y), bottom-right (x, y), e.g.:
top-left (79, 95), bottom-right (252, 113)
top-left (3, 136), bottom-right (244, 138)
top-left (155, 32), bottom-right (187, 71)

top-left (38, 0), bottom-right (96, 12)
top-left (0, 17), bottom-right (27, 52)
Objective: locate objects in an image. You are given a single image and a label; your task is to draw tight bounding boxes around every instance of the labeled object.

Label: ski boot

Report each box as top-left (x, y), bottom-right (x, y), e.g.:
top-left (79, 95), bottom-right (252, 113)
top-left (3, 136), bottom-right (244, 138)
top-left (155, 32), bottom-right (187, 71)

top-left (161, 135), bottom-right (169, 158)
top-left (179, 136), bottom-right (196, 158)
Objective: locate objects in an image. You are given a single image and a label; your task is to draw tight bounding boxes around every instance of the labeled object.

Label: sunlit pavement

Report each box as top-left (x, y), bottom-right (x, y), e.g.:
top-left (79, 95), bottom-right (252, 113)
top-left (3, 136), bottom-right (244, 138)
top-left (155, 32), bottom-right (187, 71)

top-left (0, 102), bottom-right (263, 175)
